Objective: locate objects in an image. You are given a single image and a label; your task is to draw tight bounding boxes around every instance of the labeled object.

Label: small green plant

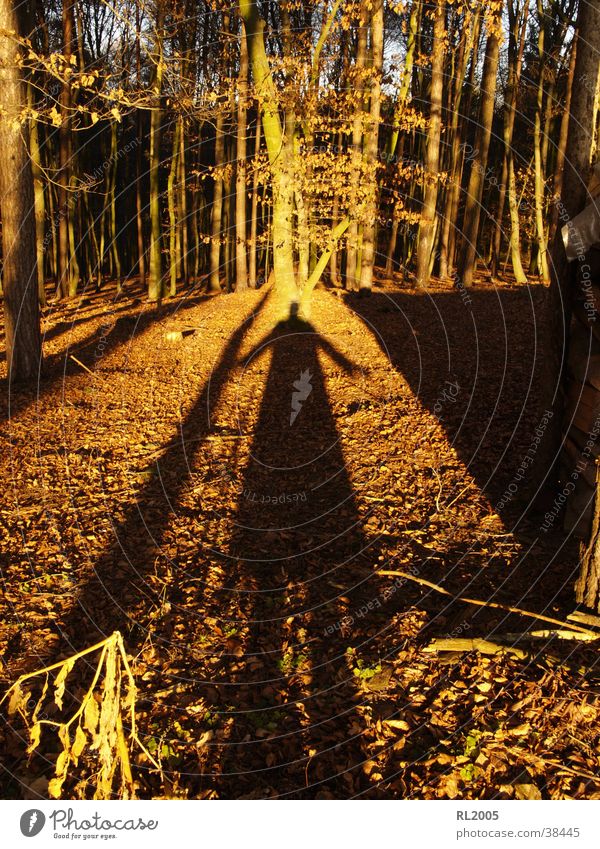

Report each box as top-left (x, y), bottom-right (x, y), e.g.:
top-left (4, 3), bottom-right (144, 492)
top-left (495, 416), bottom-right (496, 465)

top-left (459, 730), bottom-right (485, 783)
top-left (277, 650), bottom-right (309, 675)
top-left (248, 710), bottom-right (284, 732)
top-left (352, 658), bottom-right (382, 681)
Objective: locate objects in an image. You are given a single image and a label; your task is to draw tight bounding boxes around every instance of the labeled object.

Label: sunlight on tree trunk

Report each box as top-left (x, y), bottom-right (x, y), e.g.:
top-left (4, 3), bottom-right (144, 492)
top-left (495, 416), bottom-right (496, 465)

top-left (0, 0), bottom-right (42, 381)
top-left (415, 0), bottom-right (445, 289)
top-left (457, 1), bottom-right (502, 289)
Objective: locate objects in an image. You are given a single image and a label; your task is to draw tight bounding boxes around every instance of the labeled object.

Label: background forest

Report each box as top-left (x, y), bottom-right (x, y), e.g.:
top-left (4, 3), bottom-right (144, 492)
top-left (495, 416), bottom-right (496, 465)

top-left (0, 0), bottom-right (591, 306)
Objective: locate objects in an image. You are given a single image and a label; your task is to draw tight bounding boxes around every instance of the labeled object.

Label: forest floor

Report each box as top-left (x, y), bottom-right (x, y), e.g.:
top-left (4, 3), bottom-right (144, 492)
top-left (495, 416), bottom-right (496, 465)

top-left (2, 277), bottom-right (600, 799)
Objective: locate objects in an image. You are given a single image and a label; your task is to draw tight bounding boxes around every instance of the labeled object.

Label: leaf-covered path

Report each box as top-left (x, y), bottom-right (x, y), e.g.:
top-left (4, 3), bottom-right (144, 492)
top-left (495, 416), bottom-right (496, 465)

top-left (2, 282), bottom-right (600, 799)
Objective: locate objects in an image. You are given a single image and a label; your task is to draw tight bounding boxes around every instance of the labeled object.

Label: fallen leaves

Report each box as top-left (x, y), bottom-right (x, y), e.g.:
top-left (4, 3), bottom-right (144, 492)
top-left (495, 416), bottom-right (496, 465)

top-left (1, 284), bottom-right (598, 800)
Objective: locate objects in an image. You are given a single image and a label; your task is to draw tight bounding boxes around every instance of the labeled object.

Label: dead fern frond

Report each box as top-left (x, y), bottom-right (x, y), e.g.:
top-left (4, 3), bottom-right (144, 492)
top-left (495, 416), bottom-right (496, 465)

top-left (1, 631), bottom-right (159, 799)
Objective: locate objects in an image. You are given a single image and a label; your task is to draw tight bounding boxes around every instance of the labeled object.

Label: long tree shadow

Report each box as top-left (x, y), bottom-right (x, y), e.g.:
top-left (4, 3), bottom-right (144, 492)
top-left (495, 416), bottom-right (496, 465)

top-left (38, 292), bottom-right (269, 667)
top-left (0, 293), bottom-right (210, 425)
top-left (193, 312), bottom-right (401, 798)
top-left (341, 286), bottom-right (580, 627)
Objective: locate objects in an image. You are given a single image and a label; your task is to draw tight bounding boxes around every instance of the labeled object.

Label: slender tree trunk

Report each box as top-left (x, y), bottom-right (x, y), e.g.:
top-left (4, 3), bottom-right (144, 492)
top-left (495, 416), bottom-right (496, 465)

top-left (554, 1), bottom-right (600, 609)
top-left (135, 114), bottom-right (146, 285)
top-left (47, 172), bottom-right (57, 281)
top-left (57, 0), bottom-right (75, 299)
top-left (439, 8), bottom-right (475, 281)
top-left (0, 0), bottom-right (42, 381)
top-left (457, 3), bottom-right (502, 289)
top-left (109, 120), bottom-right (121, 291)
top-left (236, 22), bottom-right (249, 291)
top-left (240, 0), bottom-right (296, 305)
top-left (208, 109), bottom-right (225, 292)
top-left (178, 116), bottom-right (188, 287)
top-left (135, 9), bottom-right (146, 286)
top-left (168, 118), bottom-right (180, 297)
top-left (386, 0), bottom-right (420, 161)
top-left (415, 0), bottom-right (445, 288)
top-left (507, 151), bottom-right (527, 283)
top-left (549, 34), bottom-right (577, 247)
top-left (27, 84), bottom-right (46, 305)
top-left (248, 115), bottom-right (261, 289)
top-left (148, 18), bottom-right (164, 302)
top-left (346, 4), bottom-right (368, 291)
top-left (532, 0), bottom-right (550, 282)
top-left (490, 0), bottom-right (528, 280)
top-left (359, 0), bottom-right (384, 293)
top-left (447, 8), bottom-right (483, 273)
top-left (67, 169), bottom-right (80, 296)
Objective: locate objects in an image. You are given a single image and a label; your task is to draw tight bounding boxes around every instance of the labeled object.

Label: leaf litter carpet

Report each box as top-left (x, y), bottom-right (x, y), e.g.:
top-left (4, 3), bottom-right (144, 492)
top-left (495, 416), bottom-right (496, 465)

top-left (2, 282), bottom-right (600, 799)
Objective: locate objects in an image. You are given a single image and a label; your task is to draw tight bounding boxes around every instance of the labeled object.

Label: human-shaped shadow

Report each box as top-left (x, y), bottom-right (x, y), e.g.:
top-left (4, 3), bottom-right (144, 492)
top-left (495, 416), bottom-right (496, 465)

top-left (200, 310), bottom-right (397, 797)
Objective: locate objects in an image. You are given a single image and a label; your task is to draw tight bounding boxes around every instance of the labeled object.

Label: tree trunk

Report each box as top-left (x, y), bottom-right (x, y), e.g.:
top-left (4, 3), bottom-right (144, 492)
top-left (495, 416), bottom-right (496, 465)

top-left (236, 22), bottom-right (249, 291)
top-left (359, 0), bottom-right (384, 293)
top-left (240, 0), bottom-right (295, 306)
top-left (248, 115), bottom-right (261, 289)
top-left (346, 4), bottom-right (368, 292)
top-left (548, 34), bottom-right (577, 248)
top-left (532, 0), bottom-right (550, 283)
top-left (490, 0), bottom-right (528, 281)
top-left (415, 0), bottom-right (445, 288)
top-left (57, 0), bottom-right (76, 299)
top-left (386, 0), bottom-right (420, 161)
top-left (208, 108), bottom-right (225, 292)
top-left (109, 120), bottom-right (121, 291)
top-left (0, 0), bottom-right (42, 381)
top-left (178, 115), bottom-right (189, 287)
top-left (135, 7), bottom-right (146, 286)
top-left (168, 118), bottom-right (180, 297)
top-left (457, 3), bottom-right (502, 289)
top-left (556, 0), bottom-right (600, 609)
top-left (27, 84), bottom-right (46, 305)
top-left (148, 17), bottom-right (164, 302)
top-left (439, 7), bottom-right (475, 281)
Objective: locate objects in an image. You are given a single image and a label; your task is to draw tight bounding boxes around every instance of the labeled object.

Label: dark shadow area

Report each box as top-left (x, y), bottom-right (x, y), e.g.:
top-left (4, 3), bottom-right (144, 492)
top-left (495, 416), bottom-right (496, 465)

top-left (24, 299), bottom-right (412, 799)
top-left (193, 314), bottom-right (390, 797)
top-left (341, 286), bottom-right (580, 631)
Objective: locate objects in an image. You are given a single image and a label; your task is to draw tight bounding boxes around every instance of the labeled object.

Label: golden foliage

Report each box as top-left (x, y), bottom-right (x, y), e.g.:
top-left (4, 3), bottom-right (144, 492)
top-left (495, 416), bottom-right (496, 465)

top-left (1, 631), bottom-right (158, 800)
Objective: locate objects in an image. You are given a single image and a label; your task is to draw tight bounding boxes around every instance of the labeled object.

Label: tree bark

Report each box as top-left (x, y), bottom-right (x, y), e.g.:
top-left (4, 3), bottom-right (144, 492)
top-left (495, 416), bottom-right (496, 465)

top-left (148, 14), bottom-right (164, 301)
top-left (359, 0), bottom-right (385, 293)
top-left (236, 21), bottom-right (249, 291)
top-left (248, 115), bottom-right (261, 289)
top-left (415, 0), bottom-right (445, 288)
top-left (0, 0), bottom-right (42, 381)
top-left (57, 0), bottom-right (76, 299)
top-left (346, 3), bottom-right (368, 292)
top-left (27, 83), bottom-right (46, 305)
top-left (457, 2), bottom-right (502, 289)
top-left (240, 0), bottom-right (296, 305)
top-left (490, 0), bottom-right (528, 281)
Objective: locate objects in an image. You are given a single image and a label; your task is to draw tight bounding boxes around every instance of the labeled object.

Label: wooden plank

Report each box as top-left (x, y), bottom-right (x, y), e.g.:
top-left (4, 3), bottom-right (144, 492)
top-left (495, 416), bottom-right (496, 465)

top-left (567, 610), bottom-right (600, 629)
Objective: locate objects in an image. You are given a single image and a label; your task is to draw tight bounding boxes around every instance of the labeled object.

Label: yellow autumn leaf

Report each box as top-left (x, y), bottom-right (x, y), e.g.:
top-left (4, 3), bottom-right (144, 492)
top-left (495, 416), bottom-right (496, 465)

top-left (27, 722), bottom-right (42, 754)
top-left (49, 106), bottom-right (62, 127)
top-left (71, 726), bottom-right (87, 763)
